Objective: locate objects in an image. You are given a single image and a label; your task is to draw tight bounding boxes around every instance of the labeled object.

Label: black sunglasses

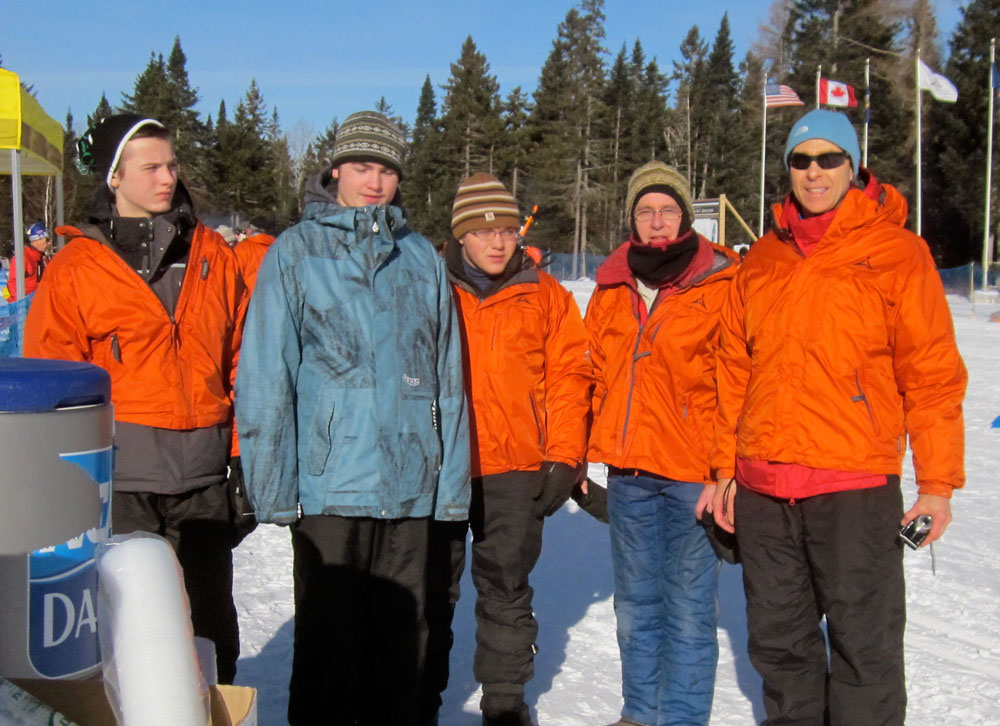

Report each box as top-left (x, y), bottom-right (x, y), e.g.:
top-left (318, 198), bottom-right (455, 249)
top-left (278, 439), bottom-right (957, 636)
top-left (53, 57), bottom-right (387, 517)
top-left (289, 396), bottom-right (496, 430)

top-left (788, 151), bottom-right (850, 170)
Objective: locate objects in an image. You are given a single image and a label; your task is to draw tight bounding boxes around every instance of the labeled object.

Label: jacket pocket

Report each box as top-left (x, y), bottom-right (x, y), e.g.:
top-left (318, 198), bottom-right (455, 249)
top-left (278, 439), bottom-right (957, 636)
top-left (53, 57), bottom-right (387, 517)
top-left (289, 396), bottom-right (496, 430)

top-left (851, 369), bottom-right (882, 436)
top-left (306, 400), bottom-right (335, 476)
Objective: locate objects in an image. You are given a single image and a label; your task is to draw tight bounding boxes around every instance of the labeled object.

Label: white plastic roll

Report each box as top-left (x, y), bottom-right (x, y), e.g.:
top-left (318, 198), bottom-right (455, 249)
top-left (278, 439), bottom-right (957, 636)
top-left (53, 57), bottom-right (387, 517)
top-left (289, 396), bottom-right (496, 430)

top-left (96, 534), bottom-right (209, 726)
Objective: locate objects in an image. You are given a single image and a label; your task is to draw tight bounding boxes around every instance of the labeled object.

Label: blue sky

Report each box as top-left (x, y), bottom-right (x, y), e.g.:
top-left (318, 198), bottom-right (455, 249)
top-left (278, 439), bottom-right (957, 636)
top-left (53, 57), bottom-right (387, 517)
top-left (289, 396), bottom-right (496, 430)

top-left (3, 0), bottom-right (964, 140)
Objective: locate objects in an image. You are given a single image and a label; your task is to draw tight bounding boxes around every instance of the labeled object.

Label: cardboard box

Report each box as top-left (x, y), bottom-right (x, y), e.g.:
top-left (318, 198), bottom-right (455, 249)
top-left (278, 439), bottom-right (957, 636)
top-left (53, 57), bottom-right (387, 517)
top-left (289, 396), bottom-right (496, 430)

top-left (11, 678), bottom-right (257, 726)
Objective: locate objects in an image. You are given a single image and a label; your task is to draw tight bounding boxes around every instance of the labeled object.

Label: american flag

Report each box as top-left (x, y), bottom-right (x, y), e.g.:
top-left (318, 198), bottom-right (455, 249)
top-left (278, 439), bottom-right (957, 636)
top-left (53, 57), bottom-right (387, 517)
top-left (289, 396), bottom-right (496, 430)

top-left (765, 82), bottom-right (804, 108)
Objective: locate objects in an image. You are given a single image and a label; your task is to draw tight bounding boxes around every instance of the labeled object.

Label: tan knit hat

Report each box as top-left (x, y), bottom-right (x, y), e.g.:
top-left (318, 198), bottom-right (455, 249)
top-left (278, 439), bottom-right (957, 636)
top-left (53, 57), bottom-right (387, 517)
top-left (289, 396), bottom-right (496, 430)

top-left (625, 161), bottom-right (694, 232)
top-left (451, 173), bottom-right (520, 240)
top-left (330, 111), bottom-right (406, 175)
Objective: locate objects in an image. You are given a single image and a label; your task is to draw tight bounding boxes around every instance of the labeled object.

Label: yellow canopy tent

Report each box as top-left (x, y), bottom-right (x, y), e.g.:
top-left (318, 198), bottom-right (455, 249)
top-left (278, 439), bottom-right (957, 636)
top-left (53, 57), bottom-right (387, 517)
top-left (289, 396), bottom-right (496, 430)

top-left (0, 67), bottom-right (64, 300)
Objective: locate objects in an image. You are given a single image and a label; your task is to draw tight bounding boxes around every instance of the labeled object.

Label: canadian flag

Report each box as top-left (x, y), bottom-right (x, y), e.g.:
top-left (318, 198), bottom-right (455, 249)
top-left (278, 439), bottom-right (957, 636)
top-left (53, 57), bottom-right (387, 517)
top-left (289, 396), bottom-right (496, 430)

top-left (819, 79), bottom-right (858, 107)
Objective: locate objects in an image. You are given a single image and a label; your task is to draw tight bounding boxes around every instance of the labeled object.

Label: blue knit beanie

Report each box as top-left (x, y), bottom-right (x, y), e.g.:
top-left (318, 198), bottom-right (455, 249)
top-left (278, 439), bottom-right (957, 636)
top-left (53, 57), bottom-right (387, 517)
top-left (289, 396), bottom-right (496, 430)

top-left (784, 109), bottom-right (861, 176)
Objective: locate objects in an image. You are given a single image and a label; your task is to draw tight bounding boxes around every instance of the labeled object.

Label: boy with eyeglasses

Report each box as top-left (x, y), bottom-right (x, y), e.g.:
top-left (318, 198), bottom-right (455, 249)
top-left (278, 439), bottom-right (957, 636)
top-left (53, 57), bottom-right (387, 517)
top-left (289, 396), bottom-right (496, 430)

top-left (585, 161), bottom-right (737, 726)
top-left (427, 172), bottom-right (592, 726)
top-left (235, 110), bottom-right (471, 726)
top-left (712, 109), bottom-right (966, 724)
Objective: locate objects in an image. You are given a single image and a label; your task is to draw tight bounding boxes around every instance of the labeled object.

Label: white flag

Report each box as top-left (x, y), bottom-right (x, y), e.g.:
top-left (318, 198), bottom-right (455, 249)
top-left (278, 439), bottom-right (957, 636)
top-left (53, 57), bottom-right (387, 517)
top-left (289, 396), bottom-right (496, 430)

top-left (917, 59), bottom-right (958, 103)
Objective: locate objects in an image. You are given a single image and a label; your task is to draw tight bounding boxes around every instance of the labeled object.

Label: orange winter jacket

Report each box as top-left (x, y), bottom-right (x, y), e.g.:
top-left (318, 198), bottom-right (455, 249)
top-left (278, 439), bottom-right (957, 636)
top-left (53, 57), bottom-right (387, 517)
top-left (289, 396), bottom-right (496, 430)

top-left (24, 222), bottom-right (244, 430)
top-left (234, 232), bottom-right (276, 293)
top-left (449, 251), bottom-right (592, 477)
top-left (711, 182), bottom-right (967, 498)
top-left (586, 238), bottom-right (737, 484)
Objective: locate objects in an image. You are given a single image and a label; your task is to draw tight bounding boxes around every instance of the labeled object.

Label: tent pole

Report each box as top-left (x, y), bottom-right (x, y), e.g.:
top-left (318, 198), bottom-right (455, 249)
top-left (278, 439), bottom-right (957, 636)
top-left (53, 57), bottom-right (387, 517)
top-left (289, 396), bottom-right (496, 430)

top-left (11, 149), bottom-right (26, 300)
top-left (55, 174), bottom-right (65, 250)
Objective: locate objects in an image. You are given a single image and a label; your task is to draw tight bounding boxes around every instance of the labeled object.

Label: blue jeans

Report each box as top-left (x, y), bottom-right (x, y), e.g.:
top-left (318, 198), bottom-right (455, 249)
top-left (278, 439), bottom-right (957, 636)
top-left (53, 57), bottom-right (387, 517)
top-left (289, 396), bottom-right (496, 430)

top-left (608, 474), bottom-right (720, 726)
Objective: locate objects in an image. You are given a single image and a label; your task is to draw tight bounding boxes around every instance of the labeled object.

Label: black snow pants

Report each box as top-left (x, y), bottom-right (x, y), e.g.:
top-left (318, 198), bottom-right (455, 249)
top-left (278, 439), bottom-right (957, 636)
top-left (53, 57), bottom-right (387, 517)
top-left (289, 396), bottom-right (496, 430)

top-left (471, 471), bottom-right (546, 717)
top-left (422, 519), bottom-right (469, 722)
top-left (112, 481), bottom-right (239, 685)
top-left (734, 479), bottom-right (906, 726)
top-left (288, 514), bottom-right (431, 726)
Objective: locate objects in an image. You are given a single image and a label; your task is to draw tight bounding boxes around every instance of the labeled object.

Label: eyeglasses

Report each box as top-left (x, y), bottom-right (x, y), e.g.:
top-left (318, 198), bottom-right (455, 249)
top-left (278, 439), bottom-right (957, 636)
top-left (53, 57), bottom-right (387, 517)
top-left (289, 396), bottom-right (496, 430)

top-left (470, 228), bottom-right (519, 241)
top-left (634, 207), bottom-right (683, 223)
top-left (787, 152), bottom-right (850, 171)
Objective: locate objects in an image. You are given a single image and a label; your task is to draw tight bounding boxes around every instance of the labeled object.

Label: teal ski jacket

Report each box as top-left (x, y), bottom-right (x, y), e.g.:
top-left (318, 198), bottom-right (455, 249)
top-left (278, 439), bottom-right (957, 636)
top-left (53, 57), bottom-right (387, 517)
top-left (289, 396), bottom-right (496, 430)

top-left (235, 176), bottom-right (470, 524)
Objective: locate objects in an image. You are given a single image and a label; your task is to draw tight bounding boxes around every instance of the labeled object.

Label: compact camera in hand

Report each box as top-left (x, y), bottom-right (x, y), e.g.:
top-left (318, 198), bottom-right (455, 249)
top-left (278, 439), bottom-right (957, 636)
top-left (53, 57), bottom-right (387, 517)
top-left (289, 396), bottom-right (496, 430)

top-left (899, 514), bottom-right (933, 550)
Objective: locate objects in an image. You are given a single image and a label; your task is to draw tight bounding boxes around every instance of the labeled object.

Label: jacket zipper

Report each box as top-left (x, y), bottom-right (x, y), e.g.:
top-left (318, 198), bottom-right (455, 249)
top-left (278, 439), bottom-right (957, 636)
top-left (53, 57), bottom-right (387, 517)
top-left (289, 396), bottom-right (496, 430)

top-left (528, 394), bottom-right (544, 449)
top-left (431, 400), bottom-right (443, 471)
top-left (851, 370), bottom-right (881, 435)
top-left (111, 333), bottom-right (122, 363)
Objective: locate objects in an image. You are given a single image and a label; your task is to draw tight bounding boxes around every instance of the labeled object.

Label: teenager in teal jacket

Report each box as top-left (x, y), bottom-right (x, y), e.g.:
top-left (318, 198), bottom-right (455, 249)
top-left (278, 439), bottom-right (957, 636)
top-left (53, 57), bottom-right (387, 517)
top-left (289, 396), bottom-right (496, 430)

top-left (235, 111), bottom-right (470, 726)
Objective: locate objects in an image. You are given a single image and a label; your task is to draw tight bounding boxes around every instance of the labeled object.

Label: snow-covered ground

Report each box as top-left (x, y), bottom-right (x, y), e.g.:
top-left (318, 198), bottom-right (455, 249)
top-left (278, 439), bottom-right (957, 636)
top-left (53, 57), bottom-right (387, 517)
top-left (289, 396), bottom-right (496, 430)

top-left (232, 281), bottom-right (1000, 725)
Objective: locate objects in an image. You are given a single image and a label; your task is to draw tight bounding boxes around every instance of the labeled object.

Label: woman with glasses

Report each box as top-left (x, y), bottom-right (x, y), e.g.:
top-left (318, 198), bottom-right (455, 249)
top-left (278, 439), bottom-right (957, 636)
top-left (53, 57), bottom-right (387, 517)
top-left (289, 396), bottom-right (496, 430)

top-left (585, 161), bottom-right (737, 726)
top-left (711, 109), bottom-right (966, 725)
top-left (431, 172), bottom-right (592, 726)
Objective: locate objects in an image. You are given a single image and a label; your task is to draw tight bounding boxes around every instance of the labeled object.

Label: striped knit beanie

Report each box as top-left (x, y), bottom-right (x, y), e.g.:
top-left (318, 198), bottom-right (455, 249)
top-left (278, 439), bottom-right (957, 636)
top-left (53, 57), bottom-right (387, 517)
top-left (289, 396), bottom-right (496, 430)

top-left (451, 173), bottom-right (520, 240)
top-left (330, 111), bottom-right (406, 175)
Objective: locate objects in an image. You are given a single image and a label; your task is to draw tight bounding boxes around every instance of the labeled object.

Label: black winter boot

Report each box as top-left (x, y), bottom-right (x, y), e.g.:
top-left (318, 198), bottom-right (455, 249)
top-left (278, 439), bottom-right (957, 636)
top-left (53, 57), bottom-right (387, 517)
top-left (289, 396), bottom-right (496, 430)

top-left (482, 704), bottom-right (536, 726)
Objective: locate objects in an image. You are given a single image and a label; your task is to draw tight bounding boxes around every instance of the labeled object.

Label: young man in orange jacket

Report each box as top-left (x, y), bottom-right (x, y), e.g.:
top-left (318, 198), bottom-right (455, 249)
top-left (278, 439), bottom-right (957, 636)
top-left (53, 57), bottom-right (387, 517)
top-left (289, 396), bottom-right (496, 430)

top-left (711, 109), bottom-right (967, 725)
top-left (586, 162), bottom-right (737, 726)
top-left (24, 114), bottom-right (245, 683)
top-left (427, 173), bottom-right (592, 726)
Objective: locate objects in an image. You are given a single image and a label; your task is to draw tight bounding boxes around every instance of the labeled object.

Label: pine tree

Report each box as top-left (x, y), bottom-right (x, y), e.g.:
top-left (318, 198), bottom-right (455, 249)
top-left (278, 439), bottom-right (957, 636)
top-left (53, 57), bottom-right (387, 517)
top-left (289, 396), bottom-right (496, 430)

top-left (702, 13), bottom-right (741, 198)
top-left (440, 37), bottom-right (503, 178)
top-left (429, 37), bottom-right (503, 241)
top-left (405, 76), bottom-right (446, 236)
top-left (120, 53), bottom-right (172, 119)
top-left (122, 38), bottom-right (210, 206)
top-left (601, 44), bottom-right (635, 243)
top-left (673, 26), bottom-right (709, 193)
top-left (212, 80), bottom-right (279, 223)
top-left (526, 0), bottom-right (608, 266)
top-left (500, 87), bottom-right (531, 200)
top-left (730, 51), bottom-right (768, 238)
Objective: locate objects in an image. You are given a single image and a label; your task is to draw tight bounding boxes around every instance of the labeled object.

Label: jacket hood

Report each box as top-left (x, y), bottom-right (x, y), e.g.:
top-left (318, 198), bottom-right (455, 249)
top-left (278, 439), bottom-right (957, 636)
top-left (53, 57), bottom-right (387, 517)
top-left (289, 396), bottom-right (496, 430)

top-left (443, 239), bottom-right (538, 298)
top-left (772, 168), bottom-right (909, 252)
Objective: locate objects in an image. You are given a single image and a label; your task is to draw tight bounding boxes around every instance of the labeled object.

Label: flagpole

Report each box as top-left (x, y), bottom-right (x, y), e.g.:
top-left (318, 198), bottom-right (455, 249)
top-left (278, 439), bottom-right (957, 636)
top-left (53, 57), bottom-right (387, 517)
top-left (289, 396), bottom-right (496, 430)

top-left (863, 58), bottom-right (870, 167)
top-left (915, 48), bottom-right (923, 236)
top-left (983, 37), bottom-right (996, 290)
top-left (816, 65), bottom-right (822, 108)
top-left (759, 81), bottom-right (768, 238)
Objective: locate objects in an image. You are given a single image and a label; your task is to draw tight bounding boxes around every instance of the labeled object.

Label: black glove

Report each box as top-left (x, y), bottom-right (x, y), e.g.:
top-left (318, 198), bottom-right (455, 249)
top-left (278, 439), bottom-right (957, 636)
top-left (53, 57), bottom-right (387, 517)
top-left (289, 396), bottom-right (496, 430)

top-left (227, 457), bottom-right (258, 546)
top-left (571, 478), bottom-right (609, 524)
top-left (532, 461), bottom-right (579, 517)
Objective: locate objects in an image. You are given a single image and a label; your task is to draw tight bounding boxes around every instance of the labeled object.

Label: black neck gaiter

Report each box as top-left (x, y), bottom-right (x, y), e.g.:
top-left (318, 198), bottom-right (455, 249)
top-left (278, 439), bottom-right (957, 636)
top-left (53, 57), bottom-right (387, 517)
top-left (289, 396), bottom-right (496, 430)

top-left (626, 230), bottom-right (699, 288)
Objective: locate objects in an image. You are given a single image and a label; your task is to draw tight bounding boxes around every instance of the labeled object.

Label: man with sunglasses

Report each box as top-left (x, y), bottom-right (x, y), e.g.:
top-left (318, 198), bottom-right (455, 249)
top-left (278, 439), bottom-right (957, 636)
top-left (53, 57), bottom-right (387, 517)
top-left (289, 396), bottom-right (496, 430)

top-left (423, 172), bottom-right (591, 726)
top-left (712, 109), bottom-right (966, 724)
